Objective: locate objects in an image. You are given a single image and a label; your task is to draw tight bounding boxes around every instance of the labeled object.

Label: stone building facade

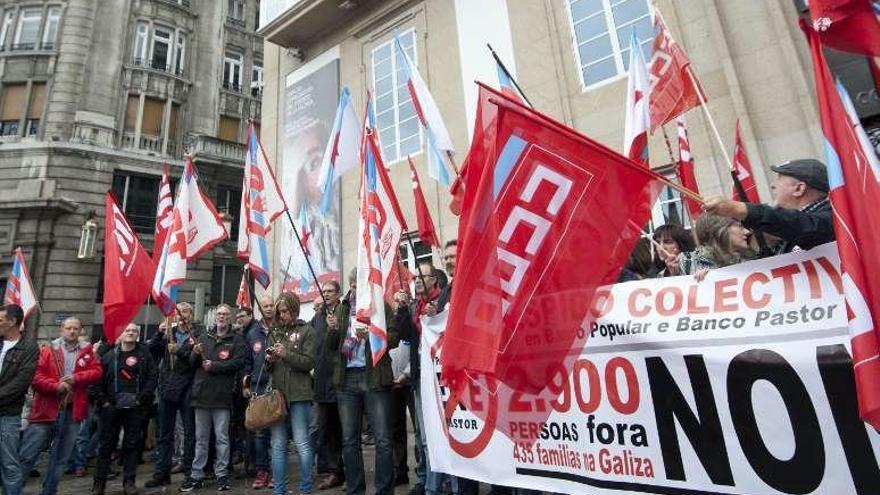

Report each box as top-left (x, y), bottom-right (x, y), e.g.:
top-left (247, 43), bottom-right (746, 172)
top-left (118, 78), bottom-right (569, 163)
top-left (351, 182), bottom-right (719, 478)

top-left (255, 0), bottom-right (879, 289)
top-left (0, 0), bottom-right (264, 341)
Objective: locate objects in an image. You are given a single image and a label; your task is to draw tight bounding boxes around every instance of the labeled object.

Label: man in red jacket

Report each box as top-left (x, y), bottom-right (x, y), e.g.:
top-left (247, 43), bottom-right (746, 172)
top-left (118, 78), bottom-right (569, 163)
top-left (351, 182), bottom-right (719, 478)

top-left (19, 316), bottom-right (102, 495)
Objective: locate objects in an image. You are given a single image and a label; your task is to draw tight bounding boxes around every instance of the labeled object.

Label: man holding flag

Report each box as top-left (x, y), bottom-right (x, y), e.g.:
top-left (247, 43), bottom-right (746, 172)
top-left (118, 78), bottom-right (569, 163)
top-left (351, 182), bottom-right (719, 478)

top-left (326, 128), bottom-right (403, 495)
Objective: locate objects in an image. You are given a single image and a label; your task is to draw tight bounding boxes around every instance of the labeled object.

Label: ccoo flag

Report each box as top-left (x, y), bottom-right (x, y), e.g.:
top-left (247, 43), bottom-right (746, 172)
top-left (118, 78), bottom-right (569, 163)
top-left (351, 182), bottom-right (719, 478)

top-left (808, 0), bottom-right (880, 56)
top-left (318, 87), bottom-right (363, 213)
top-left (238, 122), bottom-right (288, 288)
top-left (152, 155), bottom-right (227, 316)
top-left (154, 163), bottom-right (173, 258)
top-left (808, 26), bottom-right (880, 429)
top-left (4, 247), bottom-right (37, 319)
top-left (236, 268), bottom-right (253, 310)
top-left (356, 129), bottom-right (407, 366)
top-left (395, 35), bottom-right (453, 186)
top-left (623, 32), bottom-right (651, 165)
top-left (676, 117), bottom-right (702, 220)
top-left (407, 156), bottom-right (440, 248)
top-left (648, 9), bottom-right (706, 132)
top-left (103, 192), bottom-right (155, 343)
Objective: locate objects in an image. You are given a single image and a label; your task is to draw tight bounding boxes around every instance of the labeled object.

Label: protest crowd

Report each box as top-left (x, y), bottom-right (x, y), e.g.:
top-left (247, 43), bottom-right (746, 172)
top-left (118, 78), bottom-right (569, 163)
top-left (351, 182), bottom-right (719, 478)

top-left (0, 1), bottom-right (877, 495)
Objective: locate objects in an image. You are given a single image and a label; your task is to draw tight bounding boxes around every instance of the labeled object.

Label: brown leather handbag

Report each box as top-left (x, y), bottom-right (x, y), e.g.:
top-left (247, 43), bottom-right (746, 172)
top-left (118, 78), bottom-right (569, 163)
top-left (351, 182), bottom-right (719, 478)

top-left (244, 363), bottom-right (287, 431)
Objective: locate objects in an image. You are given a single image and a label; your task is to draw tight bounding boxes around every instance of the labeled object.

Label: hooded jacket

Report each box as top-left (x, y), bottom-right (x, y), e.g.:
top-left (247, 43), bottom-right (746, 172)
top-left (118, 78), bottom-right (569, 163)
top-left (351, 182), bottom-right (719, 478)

top-left (30, 339), bottom-right (102, 423)
top-left (267, 320), bottom-right (314, 403)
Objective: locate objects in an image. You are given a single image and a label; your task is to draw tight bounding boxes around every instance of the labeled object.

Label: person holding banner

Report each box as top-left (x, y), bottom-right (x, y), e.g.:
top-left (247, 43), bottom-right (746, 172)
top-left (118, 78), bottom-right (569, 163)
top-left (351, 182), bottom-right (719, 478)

top-left (671, 214), bottom-right (756, 277)
top-left (326, 269), bottom-right (398, 495)
top-left (146, 302), bottom-right (202, 488)
top-left (266, 292), bottom-right (316, 495)
top-left (704, 159), bottom-right (834, 254)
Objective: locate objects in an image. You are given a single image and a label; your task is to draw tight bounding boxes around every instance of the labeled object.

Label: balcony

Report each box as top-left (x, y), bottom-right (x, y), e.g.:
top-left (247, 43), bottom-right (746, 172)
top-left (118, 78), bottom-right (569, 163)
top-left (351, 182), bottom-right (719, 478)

top-left (186, 133), bottom-right (246, 169)
top-left (226, 16), bottom-right (247, 30)
top-left (124, 63), bottom-right (190, 102)
top-left (259, 0), bottom-right (380, 48)
top-left (121, 132), bottom-right (180, 157)
top-left (220, 89), bottom-right (261, 121)
top-left (1, 41), bottom-right (56, 53)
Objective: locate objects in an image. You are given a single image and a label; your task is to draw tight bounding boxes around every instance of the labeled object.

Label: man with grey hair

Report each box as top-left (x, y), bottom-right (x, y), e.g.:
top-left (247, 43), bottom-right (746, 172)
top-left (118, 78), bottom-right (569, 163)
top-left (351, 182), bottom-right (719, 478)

top-left (20, 317), bottom-right (102, 495)
top-left (179, 304), bottom-right (246, 492)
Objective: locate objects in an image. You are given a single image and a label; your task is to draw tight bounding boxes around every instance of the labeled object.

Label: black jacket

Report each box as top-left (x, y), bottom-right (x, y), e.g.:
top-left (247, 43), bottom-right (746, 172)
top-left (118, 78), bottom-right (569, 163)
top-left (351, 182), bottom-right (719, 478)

top-left (148, 323), bottom-right (203, 403)
top-left (744, 198), bottom-right (834, 253)
top-left (0, 338), bottom-right (38, 416)
top-left (243, 319), bottom-right (270, 389)
top-left (188, 326), bottom-right (246, 409)
top-left (311, 303), bottom-right (340, 403)
top-left (96, 342), bottom-right (158, 408)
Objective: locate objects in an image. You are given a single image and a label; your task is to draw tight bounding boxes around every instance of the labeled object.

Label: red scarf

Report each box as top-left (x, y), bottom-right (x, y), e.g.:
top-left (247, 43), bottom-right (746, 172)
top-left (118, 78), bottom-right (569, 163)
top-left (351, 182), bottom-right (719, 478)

top-left (414, 286), bottom-right (442, 333)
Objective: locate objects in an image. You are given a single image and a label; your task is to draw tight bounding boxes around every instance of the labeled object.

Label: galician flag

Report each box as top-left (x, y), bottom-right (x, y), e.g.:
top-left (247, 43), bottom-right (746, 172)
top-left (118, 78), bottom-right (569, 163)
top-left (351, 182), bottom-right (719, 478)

top-left (238, 121), bottom-right (288, 288)
top-left (356, 129), bottom-right (407, 365)
top-left (152, 155), bottom-right (227, 316)
top-left (623, 32), bottom-right (650, 166)
top-left (4, 247), bottom-right (37, 319)
top-left (318, 87), bottom-right (363, 213)
top-left (395, 35), bottom-right (453, 186)
top-left (808, 26), bottom-right (880, 429)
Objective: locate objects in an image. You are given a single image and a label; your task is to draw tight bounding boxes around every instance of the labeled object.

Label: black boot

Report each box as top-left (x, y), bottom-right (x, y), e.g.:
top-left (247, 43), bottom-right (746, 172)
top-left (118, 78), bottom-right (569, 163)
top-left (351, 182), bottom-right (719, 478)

top-left (145, 472), bottom-right (171, 488)
top-left (123, 479), bottom-right (139, 495)
top-left (91, 481), bottom-right (105, 495)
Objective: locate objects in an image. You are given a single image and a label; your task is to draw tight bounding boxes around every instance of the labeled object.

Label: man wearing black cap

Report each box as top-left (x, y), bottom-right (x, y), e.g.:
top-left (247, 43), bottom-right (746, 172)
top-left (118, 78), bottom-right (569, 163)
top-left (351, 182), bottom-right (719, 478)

top-left (704, 158), bottom-right (834, 253)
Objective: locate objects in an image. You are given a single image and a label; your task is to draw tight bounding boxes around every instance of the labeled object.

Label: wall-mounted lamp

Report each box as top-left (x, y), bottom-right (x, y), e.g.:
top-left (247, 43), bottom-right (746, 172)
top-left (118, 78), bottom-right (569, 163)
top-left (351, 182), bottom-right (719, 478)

top-left (77, 210), bottom-right (98, 260)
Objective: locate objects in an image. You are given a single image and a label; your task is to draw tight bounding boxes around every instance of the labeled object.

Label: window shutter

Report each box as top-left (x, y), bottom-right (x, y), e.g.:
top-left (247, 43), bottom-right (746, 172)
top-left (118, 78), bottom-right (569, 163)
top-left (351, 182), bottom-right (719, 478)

top-left (218, 116), bottom-right (240, 142)
top-left (27, 83), bottom-right (46, 119)
top-left (124, 95), bottom-right (139, 132)
top-left (141, 97), bottom-right (164, 136)
top-left (1, 84), bottom-right (26, 121)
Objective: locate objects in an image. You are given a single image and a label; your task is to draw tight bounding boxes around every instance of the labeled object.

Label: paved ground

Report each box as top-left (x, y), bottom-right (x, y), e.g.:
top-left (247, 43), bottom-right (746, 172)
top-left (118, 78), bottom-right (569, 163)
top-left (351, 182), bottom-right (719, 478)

top-left (29, 444), bottom-right (416, 495)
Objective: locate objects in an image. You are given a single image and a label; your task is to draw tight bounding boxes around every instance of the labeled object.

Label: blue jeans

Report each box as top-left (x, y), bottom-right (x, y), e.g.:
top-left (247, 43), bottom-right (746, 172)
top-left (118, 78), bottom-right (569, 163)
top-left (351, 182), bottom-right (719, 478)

top-left (270, 401), bottom-right (314, 494)
top-left (337, 368), bottom-right (393, 495)
top-left (19, 409), bottom-right (79, 495)
top-left (0, 415), bottom-right (23, 495)
top-left (66, 413), bottom-right (93, 471)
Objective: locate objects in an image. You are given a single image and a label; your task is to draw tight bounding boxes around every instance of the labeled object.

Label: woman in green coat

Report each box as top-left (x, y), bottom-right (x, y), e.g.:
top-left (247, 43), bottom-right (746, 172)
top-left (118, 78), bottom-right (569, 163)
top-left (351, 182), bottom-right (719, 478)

top-left (266, 292), bottom-right (315, 494)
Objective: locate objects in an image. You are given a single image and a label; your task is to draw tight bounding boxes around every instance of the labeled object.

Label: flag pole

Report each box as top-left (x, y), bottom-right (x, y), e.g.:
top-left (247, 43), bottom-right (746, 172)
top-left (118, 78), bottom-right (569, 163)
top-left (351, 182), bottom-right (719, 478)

top-left (660, 125), bottom-right (679, 168)
top-left (283, 208), bottom-right (329, 307)
top-left (487, 43), bottom-right (534, 108)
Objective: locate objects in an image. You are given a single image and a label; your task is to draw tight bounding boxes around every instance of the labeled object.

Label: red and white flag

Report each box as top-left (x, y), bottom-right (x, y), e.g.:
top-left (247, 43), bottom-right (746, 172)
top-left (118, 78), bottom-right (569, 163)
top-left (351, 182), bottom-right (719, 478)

top-left (154, 163), bottom-right (173, 257)
top-left (808, 0), bottom-right (880, 56)
top-left (624, 32), bottom-right (651, 165)
top-left (407, 156), bottom-right (440, 248)
top-left (731, 119), bottom-right (760, 203)
top-left (356, 129), bottom-right (407, 365)
top-left (236, 268), bottom-right (252, 310)
top-left (676, 117), bottom-right (702, 220)
top-left (808, 27), bottom-right (880, 429)
top-left (441, 84), bottom-right (662, 435)
top-left (238, 122), bottom-right (288, 288)
top-left (152, 155), bottom-right (227, 316)
top-left (4, 247), bottom-right (37, 320)
top-left (104, 192), bottom-right (155, 342)
top-left (649, 10), bottom-right (706, 132)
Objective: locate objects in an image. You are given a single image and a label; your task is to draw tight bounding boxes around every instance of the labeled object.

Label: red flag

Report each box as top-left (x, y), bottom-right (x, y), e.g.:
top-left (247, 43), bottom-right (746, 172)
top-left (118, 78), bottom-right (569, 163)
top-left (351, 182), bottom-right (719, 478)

top-left (676, 117), bottom-right (702, 220)
top-left (236, 268), bottom-right (252, 310)
top-left (154, 163), bottom-right (173, 258)
top-left (731, 119), bottom-right (760, 203)
top-left (809, 0), bottom-right (880, 56)
top-left (808, 26), bottom-right (880, 429)
top-left (441, 84), bottom-right (662, 437)
top-left (104, 192), bottom-right (156, 343)
top-left (649, 11), bottom-right (707, 132)
top-left (407, 157), bottom-right (440, 248)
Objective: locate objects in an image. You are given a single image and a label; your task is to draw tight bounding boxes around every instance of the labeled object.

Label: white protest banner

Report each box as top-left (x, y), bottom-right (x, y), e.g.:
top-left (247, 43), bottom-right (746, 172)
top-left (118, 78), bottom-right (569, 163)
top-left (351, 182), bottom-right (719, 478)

top-left (421, 243), bottom-right (880, 494)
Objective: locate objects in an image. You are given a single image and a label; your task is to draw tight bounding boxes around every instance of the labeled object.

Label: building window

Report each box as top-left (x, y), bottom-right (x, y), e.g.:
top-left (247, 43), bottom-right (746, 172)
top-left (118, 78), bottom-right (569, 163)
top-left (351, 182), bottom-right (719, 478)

top-left (41, 7), bottom-right (60, 50)
top-left (371, 29), bottom-right (421, 164)
top-left (228, 0), bottom-right (245, 20)
top-left (26, 83), bottom-right (45, 136)
top-left (251, 63), bottom-right (263, 97)
top-left (175, 31), bottom-right (186, 76)
top-left (216, 185), bottom-right (242, 239)
top-left (111, 173), bottom-right (160, 234)
top-left (211, 264), bottom-right (244, 306)
top-left (218, 115), bottom-right (241, 143)
top-left (150, 26), bottom-right (172, 71)
top-left (254, 0), bottom-right (260, 30)
top-left (566, 0), bottom-right (652, 88)
top-left (133, 22), bottom-right (148, 64)
top-left (398, 232), bottom-right (434, 272)
top-left (0, 84), bottom-right (25, 137)
top-left (0, 11), bottom-right (14, 50)
top-left (13, 8), bottom-right (42, 50)
top-left (223, 51), bottom-right (243, 91)
top-left (644, 171), bottom-right (693, 236)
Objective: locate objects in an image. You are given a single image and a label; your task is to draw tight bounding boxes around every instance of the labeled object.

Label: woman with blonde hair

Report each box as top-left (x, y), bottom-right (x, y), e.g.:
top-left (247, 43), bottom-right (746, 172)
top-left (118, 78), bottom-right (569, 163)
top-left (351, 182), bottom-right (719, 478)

top-left (266, 292), bottom-right (316, 495)
top-left (669, 214), bottom-right (756, 277)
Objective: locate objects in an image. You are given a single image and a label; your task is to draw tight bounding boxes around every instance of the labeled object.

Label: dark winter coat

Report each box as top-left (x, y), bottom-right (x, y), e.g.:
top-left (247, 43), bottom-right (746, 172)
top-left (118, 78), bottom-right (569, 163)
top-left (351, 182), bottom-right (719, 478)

top-left (187, 326), bottom-right (246, 409)
top-left (0, 338), bottom-right (38, 416)
top-left (95, 342), bottom-right (158, 409)
top-left (148, 323), bottom-right (203, 403)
